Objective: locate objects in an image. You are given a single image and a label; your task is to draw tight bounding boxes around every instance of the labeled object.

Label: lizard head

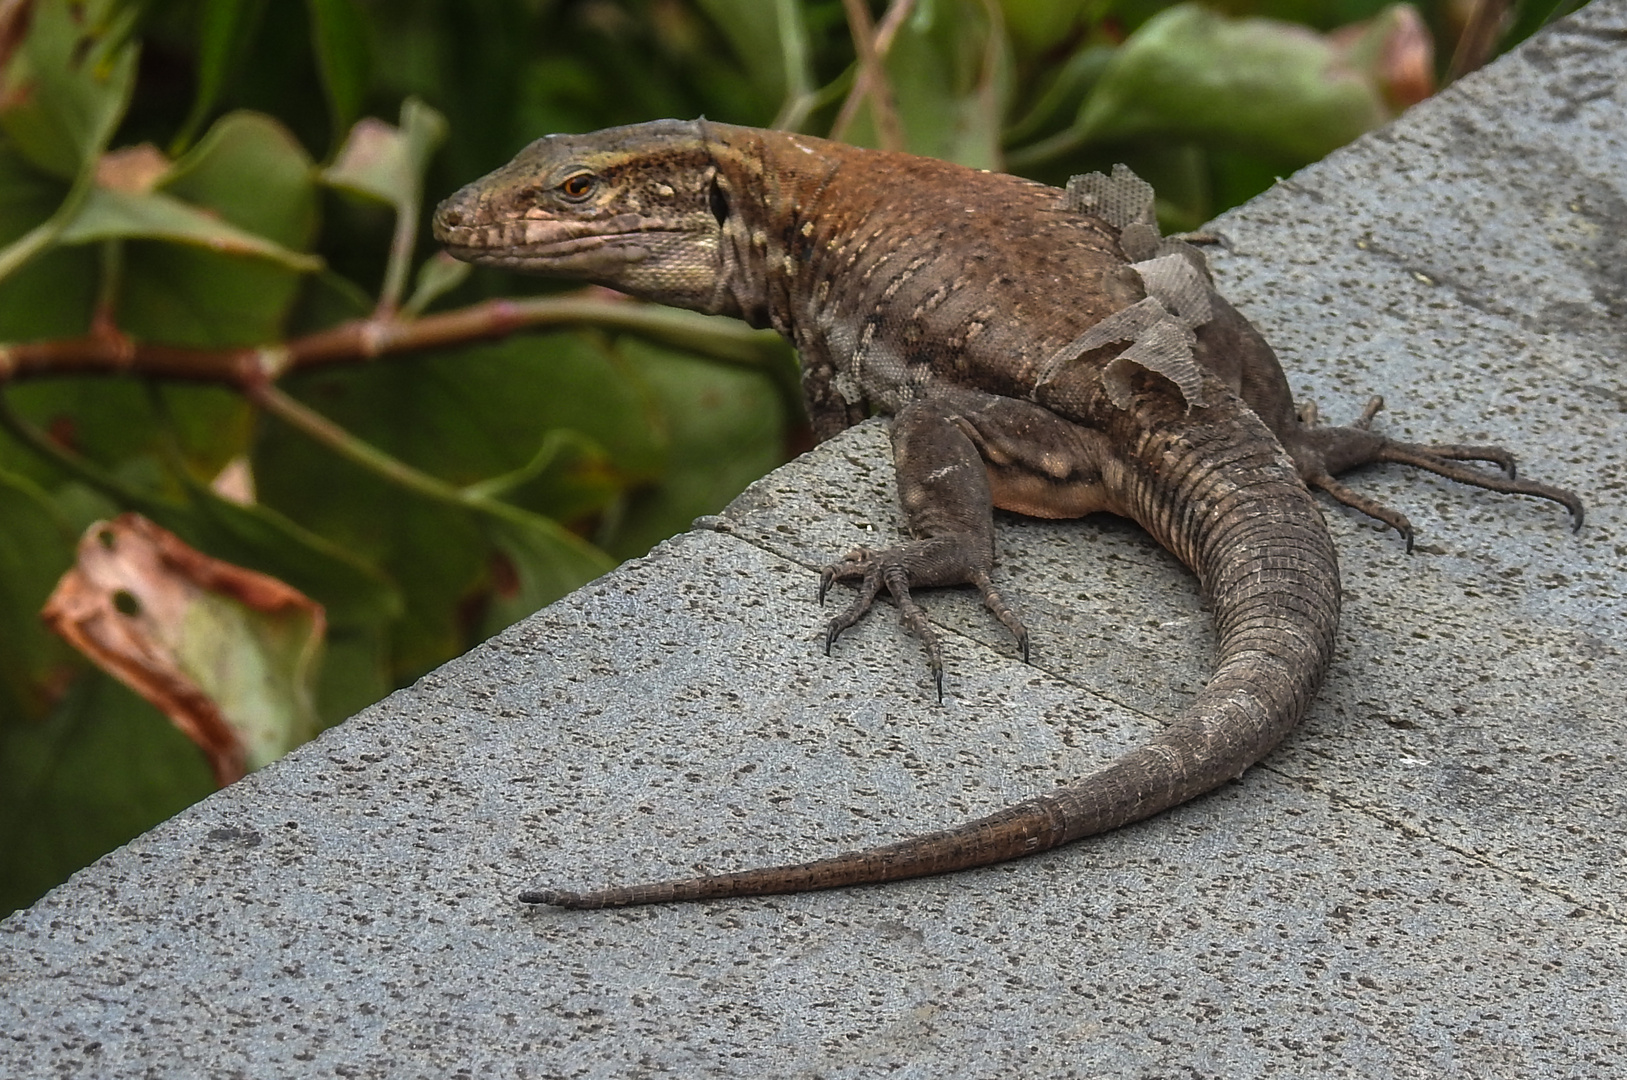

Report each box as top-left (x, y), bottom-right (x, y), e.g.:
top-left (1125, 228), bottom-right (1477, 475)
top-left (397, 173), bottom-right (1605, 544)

top-left (432, 119), bottom-right (732, 310)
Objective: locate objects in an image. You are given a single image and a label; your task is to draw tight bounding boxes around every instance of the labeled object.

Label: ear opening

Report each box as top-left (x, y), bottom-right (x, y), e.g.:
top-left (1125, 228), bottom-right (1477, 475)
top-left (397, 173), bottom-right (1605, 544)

top-left (708, 174), bottom-right (731, 227)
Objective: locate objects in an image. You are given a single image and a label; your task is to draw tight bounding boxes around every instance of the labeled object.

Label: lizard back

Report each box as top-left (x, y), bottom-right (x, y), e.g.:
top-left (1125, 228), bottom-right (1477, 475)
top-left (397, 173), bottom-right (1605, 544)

top-left (433, 119), bottom-right (1577, 909)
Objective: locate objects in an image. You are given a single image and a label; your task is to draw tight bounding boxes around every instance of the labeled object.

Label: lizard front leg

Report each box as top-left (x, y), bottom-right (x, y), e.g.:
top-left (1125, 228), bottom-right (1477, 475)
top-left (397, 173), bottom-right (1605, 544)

top-left (822, 389), bottom-right (1122, 694)
top-left (822, 392), bottom-right (1031, 697)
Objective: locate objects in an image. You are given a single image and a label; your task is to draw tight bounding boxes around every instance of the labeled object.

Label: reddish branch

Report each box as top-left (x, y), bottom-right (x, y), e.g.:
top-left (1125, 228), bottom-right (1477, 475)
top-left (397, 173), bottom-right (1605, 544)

top-left (0, 289), bottom-right (761, 387)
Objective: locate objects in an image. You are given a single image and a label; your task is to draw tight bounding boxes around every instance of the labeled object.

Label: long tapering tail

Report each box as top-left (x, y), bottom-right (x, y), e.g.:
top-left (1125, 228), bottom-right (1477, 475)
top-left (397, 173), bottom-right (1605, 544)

top-left (524, 383), bottom-right (1341, 910)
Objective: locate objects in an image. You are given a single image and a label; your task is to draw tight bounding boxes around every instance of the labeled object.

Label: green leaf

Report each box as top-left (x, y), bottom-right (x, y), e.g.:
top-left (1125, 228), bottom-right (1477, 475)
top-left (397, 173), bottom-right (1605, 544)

top-left (58, 187), bottom-right (322, 272)
top-left (0, 137), bottom-right (68, 243)
top-left (319, 98), bottom-right (445, 310)
top-left (1072, 3), bottom-right (1392, 165)
top-left (314, 623), bottom-right (390, 730)
top-left (1000, 0), bottom-right (1093, 56)
top-left (27, 111), bottom-right (322, 349)
top-left (605, 337), bottom-right (786, 558)
top-left (153, 483), bottom-right (405, 634)
top-left (479, 510), bottom-right (616, 637)
top-left (119, 243), bottom-right (306, 348)
top-left (1003, 43), bottom-right (1116, 148)
top-left (306, 0), bottom-right (372, 147)
top-left (0, 380), bottom-right (246, 493)
top-left (0, 470), bottom-right (75, 723)
top-left (0, 382), bottom-right (401, 636)
top-left (873, 0), bottom-right (1011, 169)
top-left (104, 113), bottom-right (323, 348)
top-left (162, 111), bottom-right (319, 251)
top-left (694, 0), bottom-right (802, 108)
top-left (462, 428), bottom-right (603, 503)
top-left (466, 430), bottom-right (620, 537)
top-left (320, 98), bottom-right (447, 213)
top-left (0, 4), bottom-right (136, 286)
top-left (169, 0), bottom-right (271, 154)
top-left (0, 670), bottom-right (215, 917)
top-left (1503, 0), bottom-right (1588, 52)
top-left (401, 252), bottom-right (471, 317)
top-left (253, 333), bottom-right (655, 675)
top-left (0, 0), bottom-right (139, 180)
top-left (0, 143), bottom-right (97, 340)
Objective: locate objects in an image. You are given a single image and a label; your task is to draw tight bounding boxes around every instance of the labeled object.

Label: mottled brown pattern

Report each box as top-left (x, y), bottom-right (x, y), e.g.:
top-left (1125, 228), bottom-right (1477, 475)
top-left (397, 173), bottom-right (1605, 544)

top-left (433, 120), bottom-right (1583, 909)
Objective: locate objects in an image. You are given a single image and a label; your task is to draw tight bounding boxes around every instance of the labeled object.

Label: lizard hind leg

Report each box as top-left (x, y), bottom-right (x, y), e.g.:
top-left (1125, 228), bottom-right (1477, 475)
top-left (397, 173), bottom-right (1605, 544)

top-left (1288, 395), bottom-right (1584, 551)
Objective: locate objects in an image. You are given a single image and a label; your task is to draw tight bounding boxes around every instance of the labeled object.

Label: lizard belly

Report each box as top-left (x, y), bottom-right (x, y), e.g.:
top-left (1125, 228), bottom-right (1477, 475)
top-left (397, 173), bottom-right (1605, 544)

top-left (940, 389), bottom-right (1124, 520)
top-left (986, 466), bottom-right (1113, 519)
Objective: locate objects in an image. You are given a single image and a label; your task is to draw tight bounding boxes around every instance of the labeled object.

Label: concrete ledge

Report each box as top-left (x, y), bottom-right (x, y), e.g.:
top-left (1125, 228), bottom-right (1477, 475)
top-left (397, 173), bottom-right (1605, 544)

top-left (4, 4), bottom-right (1625, 1076)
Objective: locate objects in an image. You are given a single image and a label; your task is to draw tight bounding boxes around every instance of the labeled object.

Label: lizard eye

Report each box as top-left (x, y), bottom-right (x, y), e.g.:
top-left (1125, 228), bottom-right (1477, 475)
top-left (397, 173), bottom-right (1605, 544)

top-left (557, 172), bottom-right (598, 201)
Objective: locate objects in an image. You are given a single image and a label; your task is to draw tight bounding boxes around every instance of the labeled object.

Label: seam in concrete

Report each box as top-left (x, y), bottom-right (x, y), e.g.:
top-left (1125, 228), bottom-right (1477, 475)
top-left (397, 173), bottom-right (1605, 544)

top-left (1314, 783), bottom-right (1627, 926)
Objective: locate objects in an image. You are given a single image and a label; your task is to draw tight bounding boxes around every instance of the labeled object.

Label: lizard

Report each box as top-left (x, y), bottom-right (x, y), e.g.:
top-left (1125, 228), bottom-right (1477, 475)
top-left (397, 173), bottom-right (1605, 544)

top-left (432, 119), bottom-right (1583, 910)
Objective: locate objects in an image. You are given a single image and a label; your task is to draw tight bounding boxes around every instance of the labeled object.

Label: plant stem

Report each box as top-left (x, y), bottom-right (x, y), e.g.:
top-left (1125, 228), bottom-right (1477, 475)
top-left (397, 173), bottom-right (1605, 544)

top-left (244, 381), bottom-right (469, 508)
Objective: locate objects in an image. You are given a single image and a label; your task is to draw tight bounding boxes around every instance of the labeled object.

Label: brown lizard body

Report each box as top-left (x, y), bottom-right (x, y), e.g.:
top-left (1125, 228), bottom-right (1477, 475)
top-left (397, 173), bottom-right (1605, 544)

top-left (433, 119), bottom-right (1582, 910)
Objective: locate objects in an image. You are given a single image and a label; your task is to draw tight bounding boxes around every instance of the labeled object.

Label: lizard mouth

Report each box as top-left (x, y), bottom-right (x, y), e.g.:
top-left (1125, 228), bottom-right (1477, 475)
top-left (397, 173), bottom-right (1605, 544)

top-left (433, 211), bottom-right (684, 275)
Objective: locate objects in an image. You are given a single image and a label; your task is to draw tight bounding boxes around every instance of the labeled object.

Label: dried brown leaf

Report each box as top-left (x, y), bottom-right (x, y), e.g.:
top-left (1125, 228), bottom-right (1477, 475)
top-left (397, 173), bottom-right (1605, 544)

top-left (41, 514), bottom-right (325, 786)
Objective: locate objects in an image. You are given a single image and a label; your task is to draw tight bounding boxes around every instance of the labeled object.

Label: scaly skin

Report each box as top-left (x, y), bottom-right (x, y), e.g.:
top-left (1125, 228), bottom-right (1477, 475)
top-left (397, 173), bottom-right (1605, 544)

top-left (433, 119), bottom-right (1582, 909)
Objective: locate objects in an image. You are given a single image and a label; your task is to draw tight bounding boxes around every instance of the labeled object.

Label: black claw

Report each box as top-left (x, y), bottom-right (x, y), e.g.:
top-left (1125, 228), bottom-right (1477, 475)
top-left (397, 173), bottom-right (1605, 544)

top-left (1401, 525), bottom-right (1415, 554)
top-left (1020, 634), bottom-right (1032, 664)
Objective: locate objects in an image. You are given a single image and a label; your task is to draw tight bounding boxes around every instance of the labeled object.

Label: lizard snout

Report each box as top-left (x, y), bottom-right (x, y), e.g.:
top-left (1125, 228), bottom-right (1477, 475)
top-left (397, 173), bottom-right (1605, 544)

top-left (431, 185), bottom-right (481, 243)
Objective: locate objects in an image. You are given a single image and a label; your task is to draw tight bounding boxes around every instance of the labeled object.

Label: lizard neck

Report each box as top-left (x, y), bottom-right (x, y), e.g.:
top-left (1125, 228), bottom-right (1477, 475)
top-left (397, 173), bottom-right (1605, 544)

top-left (701, 124), bottom-right (891, 436)
top-left (702, 124), bottom-right (841, 338)
top-left (705, 125), bottom-right (946, 422)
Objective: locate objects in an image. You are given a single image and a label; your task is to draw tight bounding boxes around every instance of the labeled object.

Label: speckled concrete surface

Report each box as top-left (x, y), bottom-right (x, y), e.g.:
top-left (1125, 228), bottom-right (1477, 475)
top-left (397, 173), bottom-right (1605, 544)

top-left (3, 6), bottom-right (1625, 1078)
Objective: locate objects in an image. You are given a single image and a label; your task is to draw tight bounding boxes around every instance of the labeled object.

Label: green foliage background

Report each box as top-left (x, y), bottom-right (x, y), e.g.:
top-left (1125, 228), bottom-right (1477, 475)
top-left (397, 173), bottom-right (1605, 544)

top-left (0, 0), bottom-right (1579, 915)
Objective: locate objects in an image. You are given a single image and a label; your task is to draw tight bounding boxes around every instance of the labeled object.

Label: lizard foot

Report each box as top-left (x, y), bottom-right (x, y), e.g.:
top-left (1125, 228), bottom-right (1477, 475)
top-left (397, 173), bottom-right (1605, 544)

top-left (1290, 396), bottom-right (1584, 552)
top-left (819, 545), bottom-right (1030, 701)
